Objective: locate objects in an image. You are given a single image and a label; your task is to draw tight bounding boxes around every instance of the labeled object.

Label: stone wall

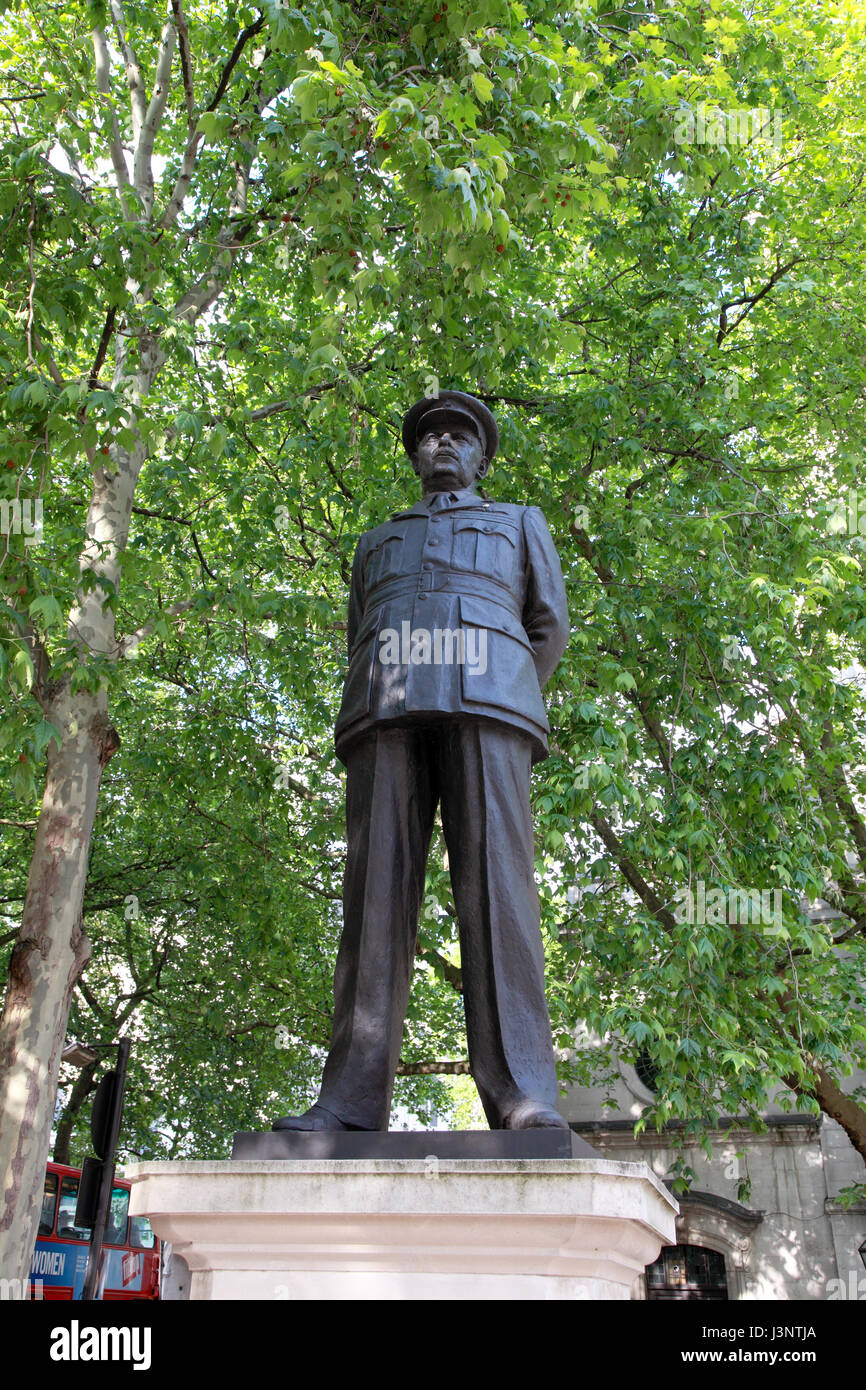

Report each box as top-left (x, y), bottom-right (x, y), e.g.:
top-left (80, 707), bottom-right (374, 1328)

top-left (560, 1055), bottom-right (866, 1300)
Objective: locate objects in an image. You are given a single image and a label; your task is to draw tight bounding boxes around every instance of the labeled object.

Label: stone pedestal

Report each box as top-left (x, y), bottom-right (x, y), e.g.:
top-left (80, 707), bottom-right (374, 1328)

top-left (127, 1155), bottom-right (677, 1301)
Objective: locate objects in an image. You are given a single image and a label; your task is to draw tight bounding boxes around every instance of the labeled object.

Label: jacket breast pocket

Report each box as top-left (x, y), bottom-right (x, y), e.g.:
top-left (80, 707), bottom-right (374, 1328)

top-left (365, 529), bottom-right (404, 586)
top-left (452, 518), bottom-right (518, 585)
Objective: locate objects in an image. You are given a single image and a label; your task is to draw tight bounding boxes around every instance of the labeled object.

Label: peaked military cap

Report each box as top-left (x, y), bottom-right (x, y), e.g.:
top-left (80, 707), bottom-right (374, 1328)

top-left (402, 390), bottom-right (499, 462)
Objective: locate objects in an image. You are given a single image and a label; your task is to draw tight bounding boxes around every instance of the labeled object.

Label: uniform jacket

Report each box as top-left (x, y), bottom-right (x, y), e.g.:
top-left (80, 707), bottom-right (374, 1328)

top-left (334, 488), bottom-right (570, 764)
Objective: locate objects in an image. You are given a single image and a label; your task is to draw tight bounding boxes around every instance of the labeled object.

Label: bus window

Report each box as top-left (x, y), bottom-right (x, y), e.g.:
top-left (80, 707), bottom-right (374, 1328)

top-left (39, 1171), bottom-right (58, 1236)
top-left (104, 1185), bottom-right (129, 1246)
top-left (57, 1175), bottom-right (92, 1240)
top-left (128, 1215), bottom-right (156, 1250)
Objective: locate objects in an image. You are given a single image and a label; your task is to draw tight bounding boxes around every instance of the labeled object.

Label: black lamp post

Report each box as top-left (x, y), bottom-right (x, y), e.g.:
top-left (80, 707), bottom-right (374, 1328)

top-left (61, 1038), bottom-right (131, 1302)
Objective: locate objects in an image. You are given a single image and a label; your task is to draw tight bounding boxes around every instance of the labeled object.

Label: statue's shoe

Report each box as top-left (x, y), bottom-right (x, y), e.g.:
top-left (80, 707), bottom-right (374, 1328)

top-left (502, 1100), bottom-right (570, 1130)
top-left (271, 1104), bottom-right (358, 1132)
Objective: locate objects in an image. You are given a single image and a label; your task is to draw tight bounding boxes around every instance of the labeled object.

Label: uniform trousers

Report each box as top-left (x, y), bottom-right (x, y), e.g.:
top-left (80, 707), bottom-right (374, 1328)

top-left (317, 719), bottom-right (560, 1129)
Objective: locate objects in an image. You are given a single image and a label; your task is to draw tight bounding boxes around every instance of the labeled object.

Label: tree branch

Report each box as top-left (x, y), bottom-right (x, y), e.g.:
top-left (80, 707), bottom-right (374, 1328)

top-left (171, 0), bottom-right (195, 134)
top-left (819, 723), bottom-right (866, 876)
top-left (118, 597), bottom-right (213, 657)
top-left (416, 947), bottom-right (463, 993)
top-left (783, 1058), bottom-right (866, 1164)
top-left (396, 1060), bottom-right (470, 1075)
top-left (87, 306), bottom-right (118, 393)
top-left (190, 529), bottom-right (217, 581)
top-left (133, 4), bottom-right (177, 217)
top-left (716, 257), bottom-right (801, 346)
top-left (27, 330), bottom-right (65, 388)
top-left (206, 15), bottom-right (265, 114)
top-left (171, 114), bottom-right (264, 322)
top-left (109, 0), bottom-right (147, 148)
top-left (91, 25), bottom-right (134, 218)
top-left (160, 13), bottom-right (265, 231)
top-left (589, 811), bottom-right (679, 932)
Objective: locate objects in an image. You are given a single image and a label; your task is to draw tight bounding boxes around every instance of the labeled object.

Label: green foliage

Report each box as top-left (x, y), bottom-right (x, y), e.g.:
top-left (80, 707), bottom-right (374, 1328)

top-left (1, 0), bottom-right (866, 1164)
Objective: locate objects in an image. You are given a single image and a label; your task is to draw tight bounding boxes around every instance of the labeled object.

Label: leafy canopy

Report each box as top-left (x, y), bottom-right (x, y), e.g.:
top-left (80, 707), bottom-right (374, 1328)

top-left (0, 0), bottom-right (865, 1174)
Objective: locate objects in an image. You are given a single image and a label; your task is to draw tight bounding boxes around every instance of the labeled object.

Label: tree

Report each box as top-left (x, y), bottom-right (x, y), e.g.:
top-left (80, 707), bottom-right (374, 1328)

top-left (2, 0), bottom-right (866, 1279)
top-left (0, 0), bottom-right (626, 1276)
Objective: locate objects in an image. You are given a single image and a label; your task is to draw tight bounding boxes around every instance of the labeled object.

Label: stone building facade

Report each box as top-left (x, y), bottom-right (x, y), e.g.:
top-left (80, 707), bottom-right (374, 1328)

top-left (561, 1056), bottom-right (866, 1300)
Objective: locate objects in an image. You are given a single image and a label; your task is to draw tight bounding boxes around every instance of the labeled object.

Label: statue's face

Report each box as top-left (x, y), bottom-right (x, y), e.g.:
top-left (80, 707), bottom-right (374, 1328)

top-left (413, 418), bottom-right (488, 493)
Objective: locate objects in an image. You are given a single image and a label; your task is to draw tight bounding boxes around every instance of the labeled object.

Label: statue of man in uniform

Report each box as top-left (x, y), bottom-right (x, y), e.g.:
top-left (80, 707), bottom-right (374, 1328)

top-left (274, 391), bottom-right (570, 1132)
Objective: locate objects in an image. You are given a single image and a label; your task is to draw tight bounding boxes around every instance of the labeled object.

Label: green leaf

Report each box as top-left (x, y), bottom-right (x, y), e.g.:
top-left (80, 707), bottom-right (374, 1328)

top-left (28, 595), bottom-right (64, 628)
top-left (174, 410), bottom-right (202, 441)
top-left (471, 73), bottom-right (494, 103)
top-left (33, 719), bottom-right (63, 756)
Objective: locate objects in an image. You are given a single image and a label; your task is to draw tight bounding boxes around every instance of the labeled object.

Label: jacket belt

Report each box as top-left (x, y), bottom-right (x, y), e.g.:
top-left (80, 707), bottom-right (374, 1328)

top-left (366, 572), bottom-right (522, 622)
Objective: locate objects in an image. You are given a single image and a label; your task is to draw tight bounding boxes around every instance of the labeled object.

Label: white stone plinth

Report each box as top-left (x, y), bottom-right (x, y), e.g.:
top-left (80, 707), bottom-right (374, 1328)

top-left (126, 1158), bottom-right (677, 1301)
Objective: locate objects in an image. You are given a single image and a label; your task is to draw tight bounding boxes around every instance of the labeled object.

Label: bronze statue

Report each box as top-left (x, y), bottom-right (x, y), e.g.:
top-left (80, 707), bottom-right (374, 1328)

top-left (273, 391), bottom-right (570, 1131)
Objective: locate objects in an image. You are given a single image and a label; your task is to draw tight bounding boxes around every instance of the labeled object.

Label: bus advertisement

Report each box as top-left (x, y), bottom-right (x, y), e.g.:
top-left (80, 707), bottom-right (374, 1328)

top-left (30, 1162), bottom-right (160, 1301)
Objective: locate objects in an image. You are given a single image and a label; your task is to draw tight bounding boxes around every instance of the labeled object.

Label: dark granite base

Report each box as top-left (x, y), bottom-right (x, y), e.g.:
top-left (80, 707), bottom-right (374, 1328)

top-left (231, 1128), bottom-right (597, 1160)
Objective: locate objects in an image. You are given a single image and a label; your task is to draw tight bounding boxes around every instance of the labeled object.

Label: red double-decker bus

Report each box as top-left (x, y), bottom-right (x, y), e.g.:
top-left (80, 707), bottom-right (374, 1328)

top-left (30, 1161), bottom-right (160, 1300)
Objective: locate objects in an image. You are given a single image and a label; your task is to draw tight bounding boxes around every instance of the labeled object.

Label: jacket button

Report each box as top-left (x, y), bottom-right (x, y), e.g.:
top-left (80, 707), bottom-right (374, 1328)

top-left (417, 593), bottom-right (427, 601)
top-left (429, 538), bottom-right (439, 546)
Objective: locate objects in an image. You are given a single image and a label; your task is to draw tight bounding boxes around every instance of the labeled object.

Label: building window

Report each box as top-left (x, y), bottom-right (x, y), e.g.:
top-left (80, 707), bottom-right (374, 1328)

top-left (634, 1046), bottom-right (660, 1094)
top-left (646, 1243), bottom-right (729, 1300)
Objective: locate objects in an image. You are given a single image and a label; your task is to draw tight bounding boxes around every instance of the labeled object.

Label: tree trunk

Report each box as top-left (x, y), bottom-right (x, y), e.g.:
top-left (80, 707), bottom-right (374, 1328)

top-left (0, 685), bottom-right (119, 1278)
top-left (53, 1060), bottom-right (100, 1167)
top-left (785, 1060), bottom-right (866, 1166)
top-left (0, 4), bottom-right (256, 1271)
top-left (0, 319), bottom-right (159, 1278)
